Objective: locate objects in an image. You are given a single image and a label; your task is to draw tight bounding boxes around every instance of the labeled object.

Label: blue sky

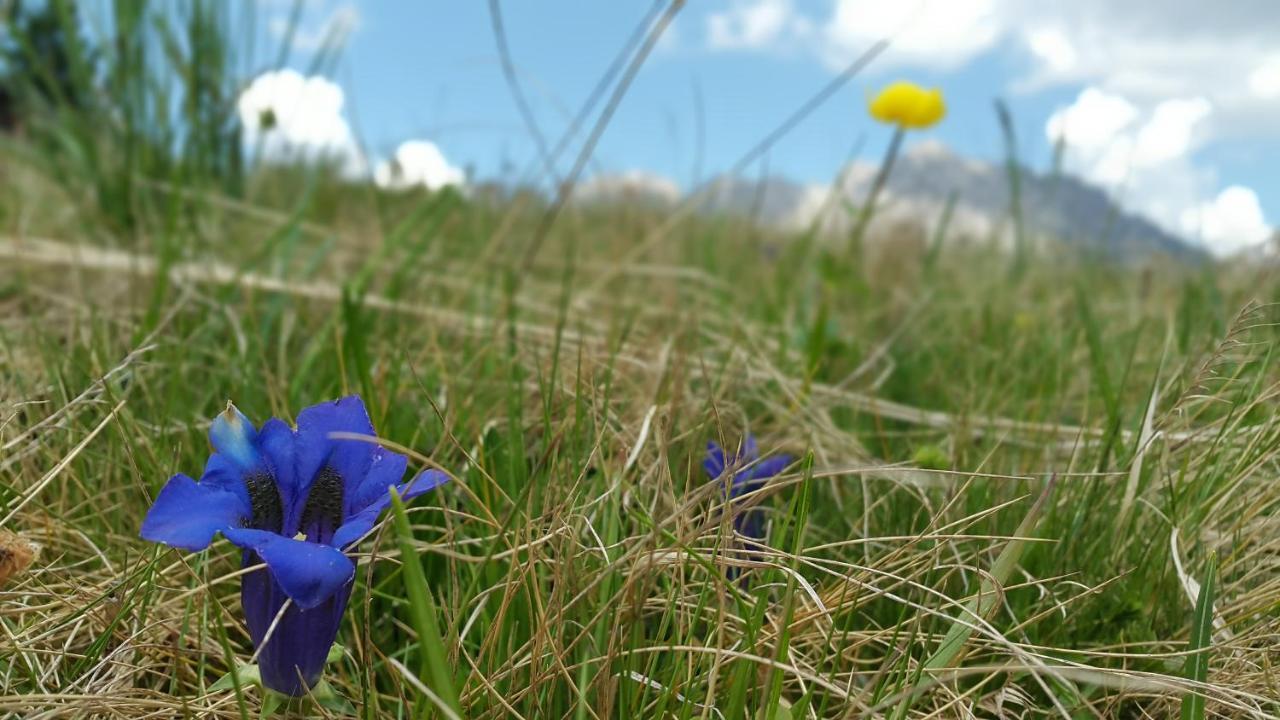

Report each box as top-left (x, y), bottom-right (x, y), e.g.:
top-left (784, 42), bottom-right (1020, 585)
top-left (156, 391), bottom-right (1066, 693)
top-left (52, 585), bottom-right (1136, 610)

top-left (244, 1), bottom-right (1280, 255)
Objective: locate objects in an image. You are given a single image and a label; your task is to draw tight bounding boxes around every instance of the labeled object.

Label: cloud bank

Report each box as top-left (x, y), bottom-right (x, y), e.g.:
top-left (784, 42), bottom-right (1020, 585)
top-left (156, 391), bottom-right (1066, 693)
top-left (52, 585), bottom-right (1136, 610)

top-left (1044, 87), bottom-right (1269, 256)
top-left (374, 141), bottom-right (466, 191)
top-left (237, 70), bottom-right (464, 191)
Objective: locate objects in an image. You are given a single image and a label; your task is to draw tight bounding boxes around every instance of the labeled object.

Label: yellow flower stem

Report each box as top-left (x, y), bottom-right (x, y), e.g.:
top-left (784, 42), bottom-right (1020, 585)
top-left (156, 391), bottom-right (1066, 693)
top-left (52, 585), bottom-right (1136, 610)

top-left (848, 125), bottom-right (905, 264)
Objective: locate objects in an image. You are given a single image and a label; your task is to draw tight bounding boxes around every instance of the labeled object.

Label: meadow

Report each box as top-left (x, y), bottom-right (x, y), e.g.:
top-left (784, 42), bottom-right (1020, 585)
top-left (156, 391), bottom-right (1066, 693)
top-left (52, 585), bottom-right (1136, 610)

top-left (2, 3), bottom-right (1280, 718)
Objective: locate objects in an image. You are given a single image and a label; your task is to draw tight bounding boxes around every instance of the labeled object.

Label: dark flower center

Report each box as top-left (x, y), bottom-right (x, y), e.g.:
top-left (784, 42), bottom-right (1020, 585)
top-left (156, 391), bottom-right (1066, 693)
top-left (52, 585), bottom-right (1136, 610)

top-left (300, 467), bottom-right (344, 540)
top-left (245, 472), bottom-right (284, 533)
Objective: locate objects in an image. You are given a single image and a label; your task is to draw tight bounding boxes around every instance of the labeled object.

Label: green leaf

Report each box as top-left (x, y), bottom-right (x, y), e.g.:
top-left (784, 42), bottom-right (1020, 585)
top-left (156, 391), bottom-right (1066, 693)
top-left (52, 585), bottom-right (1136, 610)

top-left (312, 679), bottom-right (357, 716)
top-left (327, 642), bottom-right (346, 665)
top-left (1181, 553), bottom-right (1218, 720)
top-left (259, 690), bottom-right (285, 719)
top-left (209, 663), bottom-right (261, 693)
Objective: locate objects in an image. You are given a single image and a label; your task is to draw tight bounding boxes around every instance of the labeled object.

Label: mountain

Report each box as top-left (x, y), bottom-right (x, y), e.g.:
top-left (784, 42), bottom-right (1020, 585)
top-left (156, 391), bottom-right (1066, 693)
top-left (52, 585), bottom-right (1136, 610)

top-left (699, 141), bottom-right (1206, 262)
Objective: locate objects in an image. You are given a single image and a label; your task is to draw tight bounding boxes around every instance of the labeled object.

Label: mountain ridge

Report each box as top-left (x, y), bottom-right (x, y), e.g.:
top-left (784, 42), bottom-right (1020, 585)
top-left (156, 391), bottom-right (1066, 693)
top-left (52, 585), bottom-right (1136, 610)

top-left (577, 141), bottom-right (1207, 261)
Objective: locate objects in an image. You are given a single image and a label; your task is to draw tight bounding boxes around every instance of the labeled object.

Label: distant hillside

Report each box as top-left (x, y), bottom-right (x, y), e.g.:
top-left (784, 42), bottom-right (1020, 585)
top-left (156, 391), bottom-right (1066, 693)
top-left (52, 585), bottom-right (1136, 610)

top-left (699, 141), bottom-right (1206, 261)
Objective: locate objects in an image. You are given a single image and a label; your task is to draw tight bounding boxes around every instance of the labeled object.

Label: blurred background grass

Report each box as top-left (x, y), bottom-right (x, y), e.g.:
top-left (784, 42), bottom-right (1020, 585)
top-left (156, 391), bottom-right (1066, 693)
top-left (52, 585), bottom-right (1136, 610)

top-left (2, 2), bottom-right (1279, 718)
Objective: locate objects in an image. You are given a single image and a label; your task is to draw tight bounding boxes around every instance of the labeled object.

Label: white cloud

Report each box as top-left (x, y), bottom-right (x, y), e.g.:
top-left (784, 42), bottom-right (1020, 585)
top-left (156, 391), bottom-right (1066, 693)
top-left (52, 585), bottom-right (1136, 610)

top-left (1025, 27), bottom-right (1076, 74)
top-left (1053, 94), bottom-right (1212, 186)
top-left (703, 1), bottom-right (1280, 136)
top-left (1007, 2), bottom-right (1280, 141)
top-left (1130, 97), bottom-right (1212, 166)
top-left (574, 171), bottom-right (681, 206)
top-left (1181, 186), bottom-right (1273, 256)
top-left (238, 70), bottom-right (466, 191)
top-left (238, 69), bottom-right (364, 175)
top-left (1048, 87), bottom-right (1270, 254)
top-left (1045, 88), bottom-right (1138, 152)
top-left (1249, 55), bottom-right (1280, 99)
top-left (704, 0), bottom-right (1000, 69)
top-left (707, 0), bottom-right (807, 50)
top-left (268, 3), bottom-right (360, 52)
top-left (373, 141), bottom-right (466, 191)
top-left (1047, 89), bottom-right (1213, 184)
top-left (821, 0), bottom-right (1000, 70)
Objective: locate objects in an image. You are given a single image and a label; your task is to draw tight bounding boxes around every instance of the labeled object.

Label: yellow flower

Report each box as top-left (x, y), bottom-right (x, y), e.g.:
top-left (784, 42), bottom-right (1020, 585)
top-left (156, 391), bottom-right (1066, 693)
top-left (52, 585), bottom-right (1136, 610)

top-left (868, 81), bottom-right (946, 129)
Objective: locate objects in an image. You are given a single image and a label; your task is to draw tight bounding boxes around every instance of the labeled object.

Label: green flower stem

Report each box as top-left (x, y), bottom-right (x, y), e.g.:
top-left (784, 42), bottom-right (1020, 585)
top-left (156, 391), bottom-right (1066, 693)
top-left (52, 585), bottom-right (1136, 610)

top-left (849, 125), bottom-right (905, 266)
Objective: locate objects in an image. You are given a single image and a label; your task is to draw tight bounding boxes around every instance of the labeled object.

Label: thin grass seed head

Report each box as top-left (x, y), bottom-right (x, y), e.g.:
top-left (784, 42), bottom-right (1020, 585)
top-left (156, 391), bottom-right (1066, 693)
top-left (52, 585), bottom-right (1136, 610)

top-left (140, 395), bottom-right (450, 697)
top-left (868, 81), bottom-right (946, 129)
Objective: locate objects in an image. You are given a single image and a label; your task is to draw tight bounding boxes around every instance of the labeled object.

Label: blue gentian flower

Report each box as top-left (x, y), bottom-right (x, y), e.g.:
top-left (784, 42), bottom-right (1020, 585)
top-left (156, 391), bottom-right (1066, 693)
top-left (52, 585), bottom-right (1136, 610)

top-left (140, 396), bottom-right (448, 696)
top-left (703, 435), bottom-right (791, 580)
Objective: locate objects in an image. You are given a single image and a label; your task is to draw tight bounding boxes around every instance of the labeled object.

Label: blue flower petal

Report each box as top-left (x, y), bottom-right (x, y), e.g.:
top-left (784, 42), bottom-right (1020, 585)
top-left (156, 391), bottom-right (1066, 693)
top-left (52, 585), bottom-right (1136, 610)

top-left (248, 570), bottom-right (352, 696)
top-left (223, 528), bottom-right (355, 610)
top-left (703, 441), bottom-right (727, 479)
top-left (741, 434), bottom-right (760, 464)
top-left (140, 474), bottom-right (248, 551)
top-left (732, 454), bottom-right (793, 497)
top-left (330, 470), bottom-right (449, 550)
top-left (294, 396), bottom-right (378, 503)
top-left (349, 447), bottom-right (409, 516)
top-left (256, 417), bottom-right (301, 528)
top-left (209, 403), bottom-right (259, 471)
top-left (748, 454), bottom-right (792, 481)
top-left (199, 452), bottom-right (251, 508)
top-left (399, 469), bottom-right (452, 502)
top-left (734, 507), bottom-right (767, 541)
top-left (240, 544), bottom-right (353, 696)
top-left (328, 517), bottom-right (376, 552)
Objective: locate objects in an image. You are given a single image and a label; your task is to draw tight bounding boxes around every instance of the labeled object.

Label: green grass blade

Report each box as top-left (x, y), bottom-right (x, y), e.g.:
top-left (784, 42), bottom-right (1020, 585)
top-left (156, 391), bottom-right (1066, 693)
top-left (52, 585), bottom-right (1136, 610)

top-left (389, 488), bottom-right (462, 718)
top-left (212, 612), bottom-right (252, 720)
top-left (929, 479), bottom-right (1055, 669)
top-left (893, 478), bottom-right (1056, 719)
top-left (1181, 553), bottom-right (1218, 720)
top-left (1075, 285), bottom-right (1118, 423)
top-left (922, 190), bottom-right (957, 275)
top-left (995, 99), bottom-right (1028, 278)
